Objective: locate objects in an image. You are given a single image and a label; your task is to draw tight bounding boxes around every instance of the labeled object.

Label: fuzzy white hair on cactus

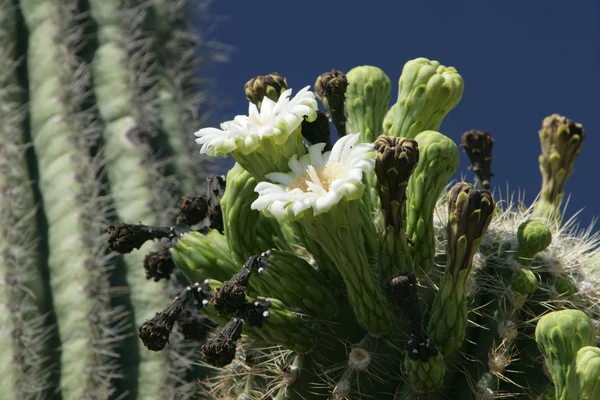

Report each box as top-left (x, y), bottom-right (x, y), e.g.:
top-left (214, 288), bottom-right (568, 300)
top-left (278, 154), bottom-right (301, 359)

top-left (194, 86), bottom-right (318, 157)
top-left (251, 133), bottom-right (375, 219)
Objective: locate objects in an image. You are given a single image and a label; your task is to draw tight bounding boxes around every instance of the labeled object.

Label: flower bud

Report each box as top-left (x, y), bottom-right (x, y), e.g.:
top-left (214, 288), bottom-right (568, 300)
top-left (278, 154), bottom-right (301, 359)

top-left (460, 129), bottom-right (494, 190)
top-left (315, 70), bottom-right (348, 136)
top-left (244, 72), bottom-right (288, 108)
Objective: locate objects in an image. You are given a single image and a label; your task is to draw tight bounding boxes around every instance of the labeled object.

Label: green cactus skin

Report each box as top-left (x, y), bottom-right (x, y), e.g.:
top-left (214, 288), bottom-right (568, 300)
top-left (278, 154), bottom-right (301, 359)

top-left (171, 230), bottom-right (240, 283)
top-left (535, 309), bottom-right (596, 400)
top-left (221, 163), bottom-right (295, 264)
top-left (297, 198), bottom-right (393, 336)
top-left (515, 219), bottom-right (553, 266)
top-left (344, 66), bottom-right (392, 144)
top-left (575, 346), bottom-right (600, 400)
top-left (88, 0), bottom-right (177, 397)
top-left (386, 57), bottom-right (464, 139)
top-left (405, 130), bottom-right (460, 277)
top-left (0, 5), bottom-right (52, 396)
top-left (149, 0), bottom-right (213, 195)
top-left (19, 0), bottom-right (127, 397)
top-left (404, 352), bottom-right (446, 393)
top-left (533, 115), bottom-right (585, 224)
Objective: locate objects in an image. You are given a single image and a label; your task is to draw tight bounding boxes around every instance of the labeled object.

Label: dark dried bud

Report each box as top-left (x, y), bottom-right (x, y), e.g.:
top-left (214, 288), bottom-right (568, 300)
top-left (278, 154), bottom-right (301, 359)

top-left (108, 223), bottom-right (172, 253)
top-left (314, 70), bottom-right (348, 136)
top-left (201, 317), bottom-right (244, 367)
top-left (301, 110), bottom-right (333, 151)
top-left (176, 308), bottom-right (216, 341)
top-left (138, 285), bottom-right (196, 351)
top-left (405, 337), bottom-right (439, 362)
top-left (374, 136), bottom-right (419, 231)
top-left (245, 73), bottom-right (288, 108)
top-left (447, 182), bottom-right (495, 273)
top-left (243, 250), bottom-right (272, 276)
top-left (177, 195), bottom-right (208, 226)
top-left (143, 248), bottom-right (175, 281)
top-left (460, 129), bottom-right (494, 190)
top-left (212, 268), bottom-right (252, 315)
top-left (238, 298), bottom-right (271, 328)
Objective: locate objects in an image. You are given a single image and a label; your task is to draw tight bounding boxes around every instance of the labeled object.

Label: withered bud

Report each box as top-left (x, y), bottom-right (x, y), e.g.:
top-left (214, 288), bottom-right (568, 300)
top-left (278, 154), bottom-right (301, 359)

top-left (176, 307), bottom-right (216, 341)
top-left (107, 223), bottom-right (172, 253)
top-left (301, 110), bottom-right (333, 151)
top-left (447, 182), bottom-right (495, 272)
top-left (243, 250), bottom-right (272, 276)
top-left (238, 298), bottom-right (271, 328)
top-left (314, 70), bottom-right (348, 136)
top-left (460, 129), bottom-right (494, 190)
top-left (143, 248), bottom-right (175, 281)
top-left (201, 317), bottom-right (244, 367)
top-left (177, 195), bottom-right (208, 226)
top-left (138, 284), bottom-right (197, 351)
top-left (405, 337), bottom-right (439, 362)
top-left (212, 268), bottom-right (252, 315)
top-left (245, 73), bottom-right (288, 108)
top-left (374, 136), bottom-right (419, 231)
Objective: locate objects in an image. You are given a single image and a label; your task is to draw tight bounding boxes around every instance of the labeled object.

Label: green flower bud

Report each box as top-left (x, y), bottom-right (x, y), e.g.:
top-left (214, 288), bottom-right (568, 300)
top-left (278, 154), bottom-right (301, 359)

top-left (510, 268), bottom-right (538, 296)
top-left (344, 66), bottom-right (392, 143)
top-left (428, 183), bottom-right (494, 355)
top-left (515, 220), bottom-right (552, 265)
top-left (460, 129), bottom-right (494, 190)
top-left (244, 72), bottom-right (288, 108)
top-left (387, 58), bottom-right (464, 139)
top-left (533, 114), bottom-right (585, 223)
top-left (554, 276), bottom-right (577, 297)
top-left (405, 131), bottom-right (460, 277)
top-left (535, 310), bottom-right (595, 400)
top-left (576, 346), bottom-right (600, 400)
top-left (446, 182), bottom-right (495, 277)
top-left (315, 70), bottom-right (348, 136)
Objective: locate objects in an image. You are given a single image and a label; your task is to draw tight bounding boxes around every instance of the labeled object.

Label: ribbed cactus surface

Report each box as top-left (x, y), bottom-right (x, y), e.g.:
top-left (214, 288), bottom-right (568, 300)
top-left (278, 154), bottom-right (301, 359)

top-left (0, 0), bottom-right (216, 398)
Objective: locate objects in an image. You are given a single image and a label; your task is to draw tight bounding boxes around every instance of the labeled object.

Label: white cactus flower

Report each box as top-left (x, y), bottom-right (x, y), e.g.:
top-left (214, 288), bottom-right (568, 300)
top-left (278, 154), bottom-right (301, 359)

top-left (194, 86), bottom-right (317, 157)
top-left (251, 133), bottom-right (375, 220)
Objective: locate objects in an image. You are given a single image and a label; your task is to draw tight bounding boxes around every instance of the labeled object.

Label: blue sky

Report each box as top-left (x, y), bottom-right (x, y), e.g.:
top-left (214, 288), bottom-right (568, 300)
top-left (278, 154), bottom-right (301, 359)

top-left (204, 0), bottom-right (598, 228)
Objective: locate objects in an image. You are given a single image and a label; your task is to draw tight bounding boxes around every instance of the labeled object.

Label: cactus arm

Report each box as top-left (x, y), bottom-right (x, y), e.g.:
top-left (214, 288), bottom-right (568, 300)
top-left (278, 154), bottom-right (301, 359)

top-left (88, 0), bottom-right (175, 397)
top-left (19, 0), bottom-right (126, 397)
top-left (0, 4), bottom-right (52, 396)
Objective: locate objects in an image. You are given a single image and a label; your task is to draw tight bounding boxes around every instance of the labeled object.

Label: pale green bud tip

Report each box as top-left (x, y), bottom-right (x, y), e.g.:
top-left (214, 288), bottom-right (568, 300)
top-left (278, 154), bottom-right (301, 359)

top-left (314, 70), bottom-right (348, 135)
top-left (447, 182), bottom-right (495, 271)
top-left (515, 220), bottom-right (552, 264)
top-left (244, 72), bottom-right (288, 107)
top-left (535, 309), bottom-right (595, 363)
top-left (510, 268), bottom-right (537, 296)
top-left (374, 136), bottom-right (419, 230)
top-left (576, 346), bottom-right (600, 400)
top-left (460, 129), bottom-right (494, 190)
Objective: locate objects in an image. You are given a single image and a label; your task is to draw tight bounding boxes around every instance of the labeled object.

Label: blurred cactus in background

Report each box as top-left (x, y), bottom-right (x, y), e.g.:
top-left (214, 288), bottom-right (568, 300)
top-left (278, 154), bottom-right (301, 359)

top-left (0, 0), bottom-right (224, 398)
top-left (1, 1), bottom-right (599, 398)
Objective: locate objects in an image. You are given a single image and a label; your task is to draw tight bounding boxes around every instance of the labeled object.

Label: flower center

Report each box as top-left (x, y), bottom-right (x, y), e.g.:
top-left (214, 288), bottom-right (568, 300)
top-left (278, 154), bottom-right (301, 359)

top-left (287, 163), bottom-right (344, 192)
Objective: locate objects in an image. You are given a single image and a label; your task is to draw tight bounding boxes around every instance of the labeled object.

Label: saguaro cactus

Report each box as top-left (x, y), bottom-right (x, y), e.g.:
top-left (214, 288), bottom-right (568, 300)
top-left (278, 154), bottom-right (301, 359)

top-left (115, 57), bottom-right (599, 399)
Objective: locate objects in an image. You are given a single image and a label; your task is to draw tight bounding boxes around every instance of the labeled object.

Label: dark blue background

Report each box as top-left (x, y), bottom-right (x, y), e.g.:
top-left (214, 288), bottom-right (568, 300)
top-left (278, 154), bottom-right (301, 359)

top-left (204, 0), bottom-right (599, 228)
